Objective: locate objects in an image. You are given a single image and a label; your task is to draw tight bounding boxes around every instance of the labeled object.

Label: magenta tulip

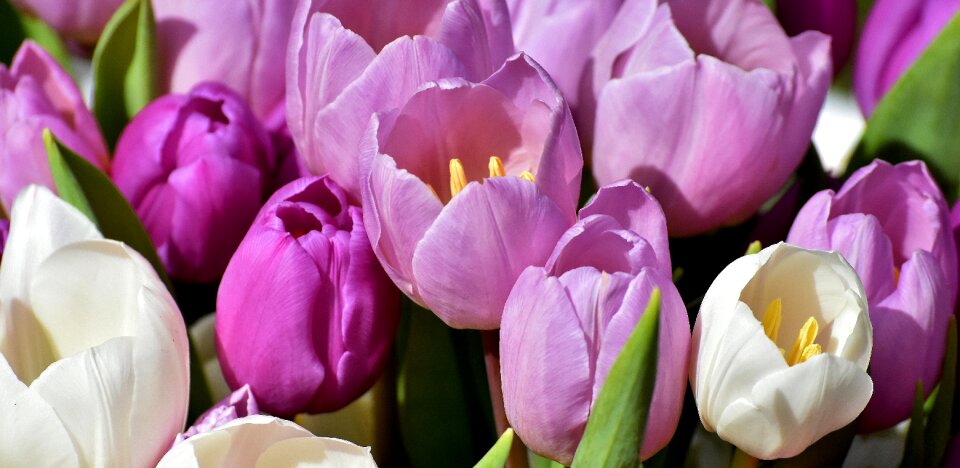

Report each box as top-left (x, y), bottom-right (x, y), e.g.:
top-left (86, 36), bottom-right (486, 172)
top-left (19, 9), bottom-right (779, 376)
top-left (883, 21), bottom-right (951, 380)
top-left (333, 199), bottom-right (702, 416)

top-left (217, 176), bottom-right (399, 416)
top-left (177, 385), bottom-right (259, 442)
top-left (360, 54), bottom-right (582, 330)
top-left (9, 0), bottom-right (123, 44)
top-left (855, 0), bottom-right (960, 116)
top-left (586, 0), bottom-right (831, 236)
top-left (777, 0), bottom-right (857, 72)
top-left (111, 82), bottom-right (275, 283)
top-left (0, 41), bottom-right (109, 214)
top-left (287, 0), bottom-right (515, 199)
top-left (788, 160), bottom-right (958, 432)
top-left (501, 181), bottom-right (688, 463)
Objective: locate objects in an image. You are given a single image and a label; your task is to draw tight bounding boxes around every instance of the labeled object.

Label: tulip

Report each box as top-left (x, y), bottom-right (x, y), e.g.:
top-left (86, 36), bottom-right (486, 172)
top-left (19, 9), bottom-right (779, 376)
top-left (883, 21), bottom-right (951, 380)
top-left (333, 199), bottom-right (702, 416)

top-left (0, 219), bottom-right (7, 259)
top-left (287, 0), bottom-right (515, 198)
top-left (787, 160), bottom-right (957, 432)
top-left (157, 415), bottom-right (378, 467)
top-left (217, 176), bottom-right (399, 416)
top-left (506, 0), bottom-right (623, 109)
top-left (776, 0), bottom-right (857, 72)
top-left (178, 385), bottom-right (259, 442)
top-left (9, 0), bottom-right (124, 44)
top-left (691, 243), bottom-right (873, 460)
top-left (111, 82), bottom-right (275, 283)
top-left (360, 54), bottom-right (582, 330)
top-left (153, 0), bottom-right (299, 120)
top-left (586, 0), bottom-right (831, 236)
top-left (0, 41), bottom-right (109, 214)
top-left (500, 181), bottom-right (688, 463)
top-left (0, 185), bottom-right (190, 467)
top-left (855, 0), bottom-right (960, 116)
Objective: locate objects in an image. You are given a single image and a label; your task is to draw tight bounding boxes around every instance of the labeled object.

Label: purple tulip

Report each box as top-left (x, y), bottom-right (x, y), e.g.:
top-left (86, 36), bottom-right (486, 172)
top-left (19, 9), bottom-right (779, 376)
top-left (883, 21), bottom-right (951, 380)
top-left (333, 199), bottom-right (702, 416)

top-left (9, 0), bottom-right (123, 44)
top-left (286, 0), bottom-right (515, 199)
top-left (586, 0), bottom-right (831, 236)
top-left (154, 0), bottom-right (299, 121)
top-left (360, 54), bottom-right (582, 330)
top-left (177, 385), bottom-right (259, 443)
top-left (217, 176), bottom-right (400, 416)
top-left (777, 0), bottom-right (857, 72)
top-left (506, 0), bottom-right (624, 109)
top-left (787, 160), bottom-right (958, 432)
top-left (0, 41), bottom-right (109, 214)
top-left (855, 0), bottom-right (960, 116)
top-left (501, 181), bottom-right (689, 463)
top-left (111, 82), bottom-right (275, 283)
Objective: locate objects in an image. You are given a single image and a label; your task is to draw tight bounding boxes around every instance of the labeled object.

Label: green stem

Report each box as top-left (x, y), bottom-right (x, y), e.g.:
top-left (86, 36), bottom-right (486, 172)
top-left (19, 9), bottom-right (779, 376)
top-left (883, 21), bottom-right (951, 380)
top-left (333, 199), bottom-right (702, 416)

top-left (481, 330), bottom-right (529, 468)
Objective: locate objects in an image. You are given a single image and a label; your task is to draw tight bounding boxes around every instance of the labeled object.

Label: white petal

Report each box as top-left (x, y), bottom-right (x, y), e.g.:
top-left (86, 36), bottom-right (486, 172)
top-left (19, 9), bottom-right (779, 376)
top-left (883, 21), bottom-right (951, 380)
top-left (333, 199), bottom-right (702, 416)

top-left (0, 355), bottom-right (78, 467)
top-left (159, 415), bottom-right (317, 468)
top-left (255, 437), bottom-right (377, 468)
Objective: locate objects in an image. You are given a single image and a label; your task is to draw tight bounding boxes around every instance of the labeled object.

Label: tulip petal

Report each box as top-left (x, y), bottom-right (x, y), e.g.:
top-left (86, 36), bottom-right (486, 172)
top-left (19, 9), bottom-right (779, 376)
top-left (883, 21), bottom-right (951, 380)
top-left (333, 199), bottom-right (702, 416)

top-left (413, 177), bottom-right (568, 329)
top-left (546, 215), bottom-right (656, 277)
top-left (826, 213), bottom-right (897, 303)
top-left (0, 356), bottom-right (78, 467)
top-left (438, 0), bottom-right (514, 81)
top-left (157, 415), bottom-right (316, 468)
top-left (501, 267), bottom-right (593, 464)
top-left (786, 190), bottom-right (835, 250)
top-left (254, 437), bottom-right (377, 468)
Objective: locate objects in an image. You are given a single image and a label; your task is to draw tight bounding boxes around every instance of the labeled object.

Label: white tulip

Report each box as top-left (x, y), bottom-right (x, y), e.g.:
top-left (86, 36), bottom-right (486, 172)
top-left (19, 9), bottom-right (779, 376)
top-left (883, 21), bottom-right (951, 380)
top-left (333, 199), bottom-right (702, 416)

top-left (158, 415), bottom-right (378, 467)
top-left (0, 186), bottom-right (190, 467)
top-left (691, 242), bottom-right (873, 460)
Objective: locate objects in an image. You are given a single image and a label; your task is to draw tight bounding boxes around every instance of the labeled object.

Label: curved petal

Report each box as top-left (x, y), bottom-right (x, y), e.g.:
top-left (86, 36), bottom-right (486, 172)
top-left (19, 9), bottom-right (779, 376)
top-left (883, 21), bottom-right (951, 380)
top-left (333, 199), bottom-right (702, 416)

top-left (545, 215), bottom-right (658, 277)
top-left (785, 189), bottom-right (834, 250)
top-left (438, 0), bottom-right (514, 81)
top-left (157, 415), bottom-right (316, 468)
top-left (825, 213), bottom-right (897, 303)
top-left (500, 267), bottom-right (592, 465)
top-left (412, 177), bottom-right (568, 329)
top-left (254, 437), bottom-right (377, 467)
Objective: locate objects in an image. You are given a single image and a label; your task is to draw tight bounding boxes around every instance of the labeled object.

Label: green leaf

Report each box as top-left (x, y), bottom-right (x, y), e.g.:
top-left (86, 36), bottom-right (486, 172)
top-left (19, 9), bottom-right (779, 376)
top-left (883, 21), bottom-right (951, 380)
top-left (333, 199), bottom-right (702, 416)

top-left (0, 0), bottom-right (72, 74)
top-left (847, 12), bottom-right (960, 202)
top-left (474, 428), bottom-right (515, 468)
top-left (91, 0), bottom-right (158, 149)
top-left (530, 453), bottom-right (566, 468)
top-left (901, 381), bottom-right (926, 468)
top-left (0, 0), bottom-right (25, 65)
top-left (925, 317), bottom-right (957, 467)
top-left (745, 241), bottom-right (762, 256)
top-left (43, 129), bottom-right (171, 291)
top-left (572, 289), bottom-right (661, 468)
top-left (19, 14), bottom-right (73, 74)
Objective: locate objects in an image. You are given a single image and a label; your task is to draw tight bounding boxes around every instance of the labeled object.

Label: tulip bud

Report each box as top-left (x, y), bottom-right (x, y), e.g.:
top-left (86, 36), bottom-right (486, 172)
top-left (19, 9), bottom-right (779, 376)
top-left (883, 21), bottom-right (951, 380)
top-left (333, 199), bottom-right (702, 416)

top-left (501, 182), bottom-right (689, 463)
top-left (691, 243), bottom-right (873, 460)
top-left (9, 0), bottom-right (124, 44)
top-left (777, 0), bottom-right (857, 72)
top-left (178, 385), bottom-right (259, 442)
top-left (111, 82), bottom-right (275, 283)
top-left (0, 41), bottom-right (109, 214)
top-left (216, 176), bottom-right (400, 416)
top-left (855, 0), bottom-right (959, 115)
top-left (788, 160), bottom-right (957, 432)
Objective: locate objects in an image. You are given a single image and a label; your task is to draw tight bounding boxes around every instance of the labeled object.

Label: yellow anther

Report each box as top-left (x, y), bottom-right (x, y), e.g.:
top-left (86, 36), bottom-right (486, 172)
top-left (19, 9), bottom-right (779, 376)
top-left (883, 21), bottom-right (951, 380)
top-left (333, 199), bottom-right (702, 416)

top-left (797, 344), bottom-right (823, 364)
top-left (761, 298), bottom-right (782, 342)
top-left (644, 186), bottom-right (652, 193)
top-left (787, 317), bottom-right (819, 366)
top-left (450, 158), bottom-right (467, 196)
top-left (488, 156), bottom-right (506, 177)
top-left (520, 171), bottom-right (535, 183)
top-left (894, 267), bottom-right (901, 285)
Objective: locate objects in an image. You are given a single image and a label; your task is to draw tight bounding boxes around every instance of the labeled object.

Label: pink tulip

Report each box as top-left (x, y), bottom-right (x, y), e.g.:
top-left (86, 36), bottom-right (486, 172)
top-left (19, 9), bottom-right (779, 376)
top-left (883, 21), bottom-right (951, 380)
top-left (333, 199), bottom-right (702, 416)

top-left (855, 0), bottom-right (960, 115)
top-left (359, 54), bottom-right (582, 330)
top-left (0, 41), bottom-right (109, 214)
top-left (287, 0), bottom-right (515, 199)
top-left (111, 82), bottom-right (275, 283)
top-left (788, 160), bottom-right (958, 432)
top-left (217, 176), bottom-right (399, 416)
top-left (586, 0), bottom-right (831, 236)
top-left (9, 0), bottom-right (124, 44)
top-left (501, 181), bottom-right (689, 463)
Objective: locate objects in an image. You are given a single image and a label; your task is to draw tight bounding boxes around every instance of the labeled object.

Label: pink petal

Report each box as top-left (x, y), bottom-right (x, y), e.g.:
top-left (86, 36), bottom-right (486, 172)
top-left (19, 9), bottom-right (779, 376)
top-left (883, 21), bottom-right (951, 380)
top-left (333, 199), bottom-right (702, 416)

top-left (438, 0), bottom-right (515, 81)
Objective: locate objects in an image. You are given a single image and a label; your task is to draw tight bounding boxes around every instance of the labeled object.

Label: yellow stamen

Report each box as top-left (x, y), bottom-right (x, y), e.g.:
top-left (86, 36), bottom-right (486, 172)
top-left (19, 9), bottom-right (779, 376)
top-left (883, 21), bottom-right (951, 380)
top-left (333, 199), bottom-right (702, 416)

top-left (488, 156), bottom-right (505, 177)
top-left (644, 186), bottom-right (652, 193)
top-left (761, 298), bottom-right (782, 342)
top-left (450, 158), bottom-right (467, 196)
top-left (520, 171), bottom-right (535, 183)
top-left (797, 343), bottom-right (823, 364)
top-left (894, 267), bottom-right (900, 285)
top-left (787, 317), bottom-right (820, 366)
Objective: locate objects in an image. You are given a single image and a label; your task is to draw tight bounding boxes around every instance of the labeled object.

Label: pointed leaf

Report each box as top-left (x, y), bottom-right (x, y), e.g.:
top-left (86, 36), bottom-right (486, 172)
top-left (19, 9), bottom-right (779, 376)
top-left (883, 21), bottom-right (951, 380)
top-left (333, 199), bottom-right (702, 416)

top-left (44, 129), bottom-right (96, 221)
top-left (91, 0), bottom-right (158, 149)
top-left (474, 428), bottom-right (515, 468)
top-left (925, 317), bottom-right (957, 467)
top-left (18, 14), bottom-right (73, 74)
top-left (745, 241), bottom-right (762, 256)
top-left (572, 289), bottom-right (661, 468)
top-left (848, 12), bottom-right (960, 201)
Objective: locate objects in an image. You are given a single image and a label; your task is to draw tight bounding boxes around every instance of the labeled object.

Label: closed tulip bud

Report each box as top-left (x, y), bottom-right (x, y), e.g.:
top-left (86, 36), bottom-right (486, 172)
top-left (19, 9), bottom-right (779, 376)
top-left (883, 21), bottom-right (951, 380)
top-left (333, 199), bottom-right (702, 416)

top-left (587, 0), bottom-right (831, 236)
top-left (217, 176), bottom-right (400, 417)
top-left (158, 415), bottom-right (378, 468)
top-left (691, 243), bottom-right (873, 460)
top-left (855, 0), bottom-right (959, 116)
top-left (501, 181), bottom-right (689, 464)
top-left (0, 41), bottom-right (109, 214)
top-left (788, 160), bottom-right (957, 432)
top-left (111, 82), bottom-right (275, 283)
top-left (9, 0), bottom-right (123, 44)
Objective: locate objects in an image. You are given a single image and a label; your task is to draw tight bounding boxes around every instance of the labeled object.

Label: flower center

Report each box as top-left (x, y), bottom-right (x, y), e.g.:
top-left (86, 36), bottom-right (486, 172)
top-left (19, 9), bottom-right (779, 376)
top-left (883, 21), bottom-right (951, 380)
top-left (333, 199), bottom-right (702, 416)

top-left (441, 157), bottom-right (536, 199)
top-left (761, 298), bottom-right (823, 366)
